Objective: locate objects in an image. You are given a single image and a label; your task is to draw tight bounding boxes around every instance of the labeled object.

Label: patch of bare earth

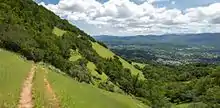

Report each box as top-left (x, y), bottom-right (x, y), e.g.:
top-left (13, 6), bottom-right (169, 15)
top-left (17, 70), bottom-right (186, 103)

top-left (44, 71), bottom-right (60, 108)
top-left (18, 65), bottom-right (36, 108)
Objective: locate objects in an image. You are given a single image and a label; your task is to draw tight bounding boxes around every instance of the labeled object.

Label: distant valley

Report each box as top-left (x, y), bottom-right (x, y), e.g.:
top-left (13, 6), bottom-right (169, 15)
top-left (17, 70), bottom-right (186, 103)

top-left (95, 33), bottom-right (220, 64)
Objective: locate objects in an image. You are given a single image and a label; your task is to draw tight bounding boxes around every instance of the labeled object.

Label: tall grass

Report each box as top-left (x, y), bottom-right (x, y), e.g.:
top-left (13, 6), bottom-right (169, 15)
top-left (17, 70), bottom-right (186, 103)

top-left (47, 67), bottom-right (145, 108)
top-left (92, 42), bottom-right (115, 58)
top-left (32, 66), bottom-right (51, 108)
top-left (0, 49), bottom-right (32, 107)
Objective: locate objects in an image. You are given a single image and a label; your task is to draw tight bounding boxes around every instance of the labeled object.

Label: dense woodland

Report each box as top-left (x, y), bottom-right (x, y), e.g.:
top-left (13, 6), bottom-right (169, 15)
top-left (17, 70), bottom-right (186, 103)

top-left (139, 63), bottom-right (220, 107)
top-left (0, 0), bottom-right (219, 107)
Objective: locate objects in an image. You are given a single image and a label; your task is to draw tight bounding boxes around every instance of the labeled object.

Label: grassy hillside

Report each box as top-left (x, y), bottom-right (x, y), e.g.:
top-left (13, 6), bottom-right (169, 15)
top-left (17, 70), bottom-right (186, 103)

top-left (91, 42), bottom-right (145, 79)
top-left (92, 42), bottom-right (115, 58)
top-left (0, 49), bottom-right (148, 108)
top-left (101, 91), bottom-right (147, 108)
top-left (69, 49), bottom-right (82, 62)
top-left (46, 67), bottom-right (147, 108)
top-left (87, 61), bottom-right (108, 82)
top-left (0, 0), bottom-right (156, 107)
top-left (0, 49), bottom-right (32, 107)
top-left (118, 57), bottom-right (145, 80)
top-left (1, 0), bottom-right (220, 107)
top-left (53, 27), bottom-right (66, 37)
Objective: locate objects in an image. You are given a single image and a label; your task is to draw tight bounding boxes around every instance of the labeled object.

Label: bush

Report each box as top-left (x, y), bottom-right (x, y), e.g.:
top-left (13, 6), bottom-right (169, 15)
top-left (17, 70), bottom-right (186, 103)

top-left (98, 81), bottom-right (115, 92)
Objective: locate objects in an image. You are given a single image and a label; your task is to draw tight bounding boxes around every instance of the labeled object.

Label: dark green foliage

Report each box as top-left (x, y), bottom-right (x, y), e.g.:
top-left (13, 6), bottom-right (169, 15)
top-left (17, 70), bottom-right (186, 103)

top-left (134, 65), bottom-right (141, 70)
top-left (140, 63), bottom-right (220, 107)
top-left (95, 68), bottom-right (103, 75)
top-left (98, 81), bottom-right (115, 92)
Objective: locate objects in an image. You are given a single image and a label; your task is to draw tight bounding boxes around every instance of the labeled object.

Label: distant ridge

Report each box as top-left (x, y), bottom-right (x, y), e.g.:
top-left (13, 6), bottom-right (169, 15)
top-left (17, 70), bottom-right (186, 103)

top-left (94, 33), bottom-right (220, 37)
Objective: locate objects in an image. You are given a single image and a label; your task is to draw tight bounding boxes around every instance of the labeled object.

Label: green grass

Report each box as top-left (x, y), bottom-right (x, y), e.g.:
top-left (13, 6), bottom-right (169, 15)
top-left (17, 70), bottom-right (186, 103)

top-left (101, 90), bottom-right (148, 108)
top-left (33, 66), bottom-right (53, 108)
top-left (132, 62), bottom-right (146, 69)
top-left (69, 49), bottom-right (82, 62)
top-left (87, 61), bottom-right (108, 82)
top-left (87, 61), bottom-right (121, 91)
top-left (0, 49), bottom-right (32, 107)
top-left (91, 42), bottom-right (145, 80)
top-left (33, 66), bottom-right (45, 108)
top-left (52, 27), bottom-right (66, 37)
top-left (119, 57), bottom-right (145, 80)
top-left (47, 68), bottom-right (147, 108)
top-left (172, 103), bottom-right (189, 108)
top-left (92, 42), bottom-right (115, 58)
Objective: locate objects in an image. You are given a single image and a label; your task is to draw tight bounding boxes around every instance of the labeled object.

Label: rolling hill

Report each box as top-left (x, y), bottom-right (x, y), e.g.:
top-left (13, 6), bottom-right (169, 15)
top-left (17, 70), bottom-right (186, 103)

top-left (1, 0), bottom-right (219, 107)
top-left (0, 49), bottom-right (147, 108)
top-left (0, 0), bottom-right (150, 107)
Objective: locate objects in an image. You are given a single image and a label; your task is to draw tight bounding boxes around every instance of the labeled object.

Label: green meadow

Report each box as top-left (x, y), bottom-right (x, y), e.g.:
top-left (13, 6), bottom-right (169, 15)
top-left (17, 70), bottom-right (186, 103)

top-left (53, 27), bottom-right (66, 37)
top-left (91, 42), bottom-right (145, 80)
top-left (69, 49), bottom-right (82, 62)
top-left (0, 49), bottom-right (32, 107)
top-left (119, 57), bottom-right (145, 80)
top-left (87, 61), bottom-right (108, 82)
top-left (47, 67), bottom-right (147, 108)
top-left (92, 42), bottom-right (115, 58)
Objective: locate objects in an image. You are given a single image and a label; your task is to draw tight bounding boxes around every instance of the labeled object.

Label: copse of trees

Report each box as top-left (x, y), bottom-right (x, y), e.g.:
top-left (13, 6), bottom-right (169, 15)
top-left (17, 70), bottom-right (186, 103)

top-left (139, 62), bottom-right (220, 107)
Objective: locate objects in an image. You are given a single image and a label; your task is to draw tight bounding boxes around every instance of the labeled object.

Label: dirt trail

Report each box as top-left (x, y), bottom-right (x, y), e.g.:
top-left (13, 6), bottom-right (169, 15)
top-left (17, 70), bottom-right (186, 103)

top-left (18, 65), bottom-right (36, 108)
top-left (44, 70), bottom-right (60, 108)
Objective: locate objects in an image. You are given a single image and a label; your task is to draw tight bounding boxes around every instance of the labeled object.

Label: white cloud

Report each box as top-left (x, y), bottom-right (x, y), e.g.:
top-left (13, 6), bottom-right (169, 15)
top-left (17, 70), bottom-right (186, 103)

top-left (147, 0), bottom-right (169, 4)
top-left (39, 0), bottom-right (220, 35)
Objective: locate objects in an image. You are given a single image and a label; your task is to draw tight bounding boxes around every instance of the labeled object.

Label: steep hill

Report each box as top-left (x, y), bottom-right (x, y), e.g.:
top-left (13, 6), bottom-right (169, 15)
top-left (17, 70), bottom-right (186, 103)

top-left (1, 0), bottom-right (220, 107)
top-left (0, 49), bottom-right (147, 108)
top-left (0, 0), bottom-right (151, 107)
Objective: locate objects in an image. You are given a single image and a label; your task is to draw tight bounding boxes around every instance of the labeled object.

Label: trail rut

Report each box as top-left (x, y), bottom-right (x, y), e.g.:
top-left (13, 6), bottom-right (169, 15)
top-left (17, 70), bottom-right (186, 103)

top-left (18, 65), bottom-right (36, 108)
top-left (44, 70), bottom-right (60, 108)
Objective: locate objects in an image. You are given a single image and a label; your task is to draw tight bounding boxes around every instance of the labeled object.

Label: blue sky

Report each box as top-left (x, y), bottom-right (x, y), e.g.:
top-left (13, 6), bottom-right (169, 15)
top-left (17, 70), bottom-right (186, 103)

top-left (38, 0), bottom-right (220, 9)
top-left (38, 0), bottom-right (220, 36)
